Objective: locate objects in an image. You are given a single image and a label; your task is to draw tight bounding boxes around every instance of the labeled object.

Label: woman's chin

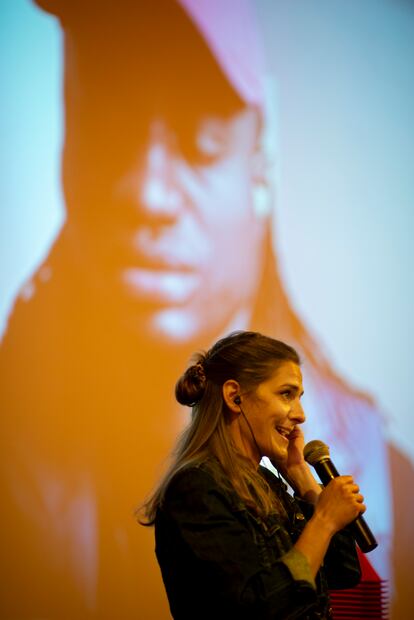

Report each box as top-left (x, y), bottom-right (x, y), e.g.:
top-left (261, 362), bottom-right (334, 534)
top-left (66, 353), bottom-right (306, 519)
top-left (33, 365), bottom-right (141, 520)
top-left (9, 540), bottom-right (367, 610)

top-left (269, 447), bottom-right (288, 466)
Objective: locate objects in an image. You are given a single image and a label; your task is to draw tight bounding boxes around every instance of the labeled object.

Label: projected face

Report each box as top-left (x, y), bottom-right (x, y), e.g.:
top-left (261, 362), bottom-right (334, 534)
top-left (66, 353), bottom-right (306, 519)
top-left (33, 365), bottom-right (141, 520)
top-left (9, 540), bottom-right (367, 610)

top-left (118, 109), bottom-right (266, 343)
top-left (63, 39), bottom-right (267, 346)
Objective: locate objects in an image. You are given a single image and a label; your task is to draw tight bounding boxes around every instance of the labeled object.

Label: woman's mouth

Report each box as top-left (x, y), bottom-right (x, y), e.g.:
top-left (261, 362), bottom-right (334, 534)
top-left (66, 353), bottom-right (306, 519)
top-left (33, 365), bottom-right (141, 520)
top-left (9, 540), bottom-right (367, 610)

top-left (275, 426), bottom-right (292, 441)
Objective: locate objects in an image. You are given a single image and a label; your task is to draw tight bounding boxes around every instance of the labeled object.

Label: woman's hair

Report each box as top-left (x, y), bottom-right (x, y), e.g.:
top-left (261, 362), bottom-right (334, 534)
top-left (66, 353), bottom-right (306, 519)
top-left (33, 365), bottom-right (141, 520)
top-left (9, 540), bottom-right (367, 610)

top-left (139, 330), bottom-right (300, 525)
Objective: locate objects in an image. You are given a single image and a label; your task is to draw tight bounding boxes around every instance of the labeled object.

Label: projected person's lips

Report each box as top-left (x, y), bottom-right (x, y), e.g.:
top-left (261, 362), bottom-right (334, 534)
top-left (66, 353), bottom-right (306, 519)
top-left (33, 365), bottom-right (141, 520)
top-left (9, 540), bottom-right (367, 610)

top-left (119, 222), bottom-right (203, 305)
top-left (122, 265), bottom-right (200, 305)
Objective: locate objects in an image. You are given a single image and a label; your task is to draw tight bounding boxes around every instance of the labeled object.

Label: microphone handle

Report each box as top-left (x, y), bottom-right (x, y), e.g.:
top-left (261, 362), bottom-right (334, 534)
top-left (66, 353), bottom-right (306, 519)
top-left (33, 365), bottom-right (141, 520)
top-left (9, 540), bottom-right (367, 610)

top-left (313, 458), bottom-right (378, 553)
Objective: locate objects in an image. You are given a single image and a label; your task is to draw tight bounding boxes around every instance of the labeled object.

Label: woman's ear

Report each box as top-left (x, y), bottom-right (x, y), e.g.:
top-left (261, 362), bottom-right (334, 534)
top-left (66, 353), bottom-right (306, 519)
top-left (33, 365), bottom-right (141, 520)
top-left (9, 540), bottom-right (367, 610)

top-left (222, 380), bottom-right (242, 414)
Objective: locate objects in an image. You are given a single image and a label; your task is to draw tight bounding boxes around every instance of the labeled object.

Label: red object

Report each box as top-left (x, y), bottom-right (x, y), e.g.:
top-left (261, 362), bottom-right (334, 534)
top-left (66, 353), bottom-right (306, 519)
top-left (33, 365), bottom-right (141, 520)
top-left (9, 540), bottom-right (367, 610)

top-left (330, 550), bottom-right (389, 619)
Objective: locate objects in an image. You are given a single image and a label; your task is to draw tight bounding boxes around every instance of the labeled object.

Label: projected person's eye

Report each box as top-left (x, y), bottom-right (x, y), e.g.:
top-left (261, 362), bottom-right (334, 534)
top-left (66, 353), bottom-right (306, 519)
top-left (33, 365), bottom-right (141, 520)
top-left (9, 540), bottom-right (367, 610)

top-left (197, 119), bottom-right (230, 161)
top-left (179, 118), bottom-right (231, 166)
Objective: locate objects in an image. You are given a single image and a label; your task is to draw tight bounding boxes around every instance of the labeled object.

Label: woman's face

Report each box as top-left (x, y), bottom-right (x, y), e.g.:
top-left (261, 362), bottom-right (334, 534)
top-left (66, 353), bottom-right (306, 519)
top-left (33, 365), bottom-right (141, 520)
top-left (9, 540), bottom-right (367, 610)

top-left (240, 361), bottom-right (305, 464)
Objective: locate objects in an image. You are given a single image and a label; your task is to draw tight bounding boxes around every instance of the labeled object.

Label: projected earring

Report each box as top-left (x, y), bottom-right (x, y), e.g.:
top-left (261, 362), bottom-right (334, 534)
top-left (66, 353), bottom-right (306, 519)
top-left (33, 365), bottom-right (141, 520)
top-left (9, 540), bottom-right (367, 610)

top-left (252, 183), bottom-right (272, 219)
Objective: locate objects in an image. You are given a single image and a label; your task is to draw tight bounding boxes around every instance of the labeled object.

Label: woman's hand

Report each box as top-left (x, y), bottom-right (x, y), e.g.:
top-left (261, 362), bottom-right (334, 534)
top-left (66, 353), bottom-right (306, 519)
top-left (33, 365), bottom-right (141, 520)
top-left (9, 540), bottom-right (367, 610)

top-left (285, 425), bottom-right (306, 470)
top-left (314, 475), bottom-right (366, 534)
top-left (271, 425), bottom-right (305, 473)
top-left (271, 427), bottom-right (322, 503)
top-left (294, 475), bottom-right (365, 578)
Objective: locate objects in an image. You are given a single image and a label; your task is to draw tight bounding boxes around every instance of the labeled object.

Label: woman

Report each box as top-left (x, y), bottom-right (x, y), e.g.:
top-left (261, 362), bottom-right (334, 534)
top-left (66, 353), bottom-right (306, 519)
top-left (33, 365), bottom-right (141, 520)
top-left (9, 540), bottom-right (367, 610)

top-left (140, 331), bottom-right (363, 619)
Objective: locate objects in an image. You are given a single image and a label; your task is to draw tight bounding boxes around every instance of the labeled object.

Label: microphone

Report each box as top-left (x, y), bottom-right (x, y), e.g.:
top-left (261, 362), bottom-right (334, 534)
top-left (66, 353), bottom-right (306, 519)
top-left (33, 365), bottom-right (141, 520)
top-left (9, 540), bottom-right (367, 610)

top-left (304, 440), bottom-right (378, 553)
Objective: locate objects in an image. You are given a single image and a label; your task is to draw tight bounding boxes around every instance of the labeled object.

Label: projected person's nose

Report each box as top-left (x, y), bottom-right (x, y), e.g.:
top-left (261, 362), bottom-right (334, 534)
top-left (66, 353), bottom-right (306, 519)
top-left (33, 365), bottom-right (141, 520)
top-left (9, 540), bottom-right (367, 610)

top-left (139, 122), bottom-right (185, 224)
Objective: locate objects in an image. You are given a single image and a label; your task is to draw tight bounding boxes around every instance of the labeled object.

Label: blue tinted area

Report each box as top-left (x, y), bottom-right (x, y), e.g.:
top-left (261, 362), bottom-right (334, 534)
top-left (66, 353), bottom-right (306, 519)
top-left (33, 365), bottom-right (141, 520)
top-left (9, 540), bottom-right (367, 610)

top-left (0, 0), bottom-right (64, 333)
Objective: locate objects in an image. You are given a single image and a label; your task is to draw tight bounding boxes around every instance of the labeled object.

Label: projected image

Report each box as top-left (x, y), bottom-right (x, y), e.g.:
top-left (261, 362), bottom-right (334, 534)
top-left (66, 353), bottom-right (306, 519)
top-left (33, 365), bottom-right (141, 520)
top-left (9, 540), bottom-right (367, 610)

top-left (1, 1), bottom-right (413, 619)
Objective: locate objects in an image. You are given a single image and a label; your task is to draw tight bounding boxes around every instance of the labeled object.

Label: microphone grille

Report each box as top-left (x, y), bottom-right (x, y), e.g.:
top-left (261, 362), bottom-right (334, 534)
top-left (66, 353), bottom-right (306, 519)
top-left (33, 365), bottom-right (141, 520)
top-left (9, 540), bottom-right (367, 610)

top-left (304, 440), bottom-right (330, 466)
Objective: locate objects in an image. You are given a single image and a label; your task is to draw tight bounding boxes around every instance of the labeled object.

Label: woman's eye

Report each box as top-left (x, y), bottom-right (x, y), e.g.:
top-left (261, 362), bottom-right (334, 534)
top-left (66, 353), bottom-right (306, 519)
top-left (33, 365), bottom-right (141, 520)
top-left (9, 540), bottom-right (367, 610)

top-left (281, 390), bottom-right (291, 399)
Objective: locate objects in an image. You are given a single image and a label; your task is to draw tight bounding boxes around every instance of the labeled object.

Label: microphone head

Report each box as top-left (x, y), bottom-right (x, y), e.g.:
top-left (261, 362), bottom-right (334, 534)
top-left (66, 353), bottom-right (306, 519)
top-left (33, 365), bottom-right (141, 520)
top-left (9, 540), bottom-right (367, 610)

top-left (304, 440), bottom-right (330, 466)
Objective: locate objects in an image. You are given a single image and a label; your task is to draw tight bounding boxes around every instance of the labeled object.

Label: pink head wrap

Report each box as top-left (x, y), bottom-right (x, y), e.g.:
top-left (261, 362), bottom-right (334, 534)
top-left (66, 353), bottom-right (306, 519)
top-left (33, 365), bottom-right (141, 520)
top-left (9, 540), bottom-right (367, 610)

top-left (177, 0), bottom-right (266, 109)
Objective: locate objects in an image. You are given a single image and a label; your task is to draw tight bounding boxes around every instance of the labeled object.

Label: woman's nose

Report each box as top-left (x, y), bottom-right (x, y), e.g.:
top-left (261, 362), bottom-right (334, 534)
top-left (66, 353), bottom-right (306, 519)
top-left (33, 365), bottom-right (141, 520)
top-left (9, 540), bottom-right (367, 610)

top-left (291, 401), bottom-right (306, 424)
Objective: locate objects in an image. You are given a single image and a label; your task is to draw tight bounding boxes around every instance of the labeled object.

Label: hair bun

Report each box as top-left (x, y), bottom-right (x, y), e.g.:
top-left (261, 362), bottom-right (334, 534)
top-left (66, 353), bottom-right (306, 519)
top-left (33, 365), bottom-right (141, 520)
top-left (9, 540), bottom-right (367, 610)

top-left (175, 360), bottom-right (206, 406)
